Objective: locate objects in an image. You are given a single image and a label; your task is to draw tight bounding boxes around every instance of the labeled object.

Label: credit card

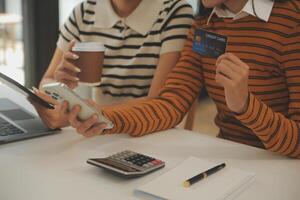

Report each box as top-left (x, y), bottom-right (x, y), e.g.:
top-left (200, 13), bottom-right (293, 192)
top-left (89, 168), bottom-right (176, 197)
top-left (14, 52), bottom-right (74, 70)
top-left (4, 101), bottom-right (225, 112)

top-left (193, 28), bottom-right (228, 58)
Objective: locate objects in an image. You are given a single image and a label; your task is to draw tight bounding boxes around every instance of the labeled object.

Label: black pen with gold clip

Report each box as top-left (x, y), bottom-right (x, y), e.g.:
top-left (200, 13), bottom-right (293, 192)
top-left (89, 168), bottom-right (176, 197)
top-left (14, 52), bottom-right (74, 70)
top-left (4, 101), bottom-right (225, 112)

top-left (183, 163), bottom-right (226, 188)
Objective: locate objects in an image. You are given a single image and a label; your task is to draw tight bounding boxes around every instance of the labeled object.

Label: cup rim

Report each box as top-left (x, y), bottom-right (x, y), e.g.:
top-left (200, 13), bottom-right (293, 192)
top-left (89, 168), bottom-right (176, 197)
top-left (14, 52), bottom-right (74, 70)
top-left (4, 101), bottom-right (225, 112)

top-left (72, 42), bottom-right (105, 52)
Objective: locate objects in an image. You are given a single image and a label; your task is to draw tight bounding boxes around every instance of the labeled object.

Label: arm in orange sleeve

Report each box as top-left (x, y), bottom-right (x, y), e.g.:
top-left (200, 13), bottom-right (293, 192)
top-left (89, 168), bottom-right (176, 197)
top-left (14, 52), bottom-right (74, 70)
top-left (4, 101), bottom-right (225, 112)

top-left (236, 25), bottom-right (300, 158)
top-left (102, 23), bottom-right (204, 136)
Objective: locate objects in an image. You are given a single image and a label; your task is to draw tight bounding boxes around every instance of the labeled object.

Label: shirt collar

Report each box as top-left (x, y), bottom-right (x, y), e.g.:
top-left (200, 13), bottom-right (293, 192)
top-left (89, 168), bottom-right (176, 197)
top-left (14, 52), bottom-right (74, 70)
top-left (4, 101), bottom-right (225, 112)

top-left (207, 0), bottom-right (274, 24)
top-left (95, 0), bottom-right (163, 35)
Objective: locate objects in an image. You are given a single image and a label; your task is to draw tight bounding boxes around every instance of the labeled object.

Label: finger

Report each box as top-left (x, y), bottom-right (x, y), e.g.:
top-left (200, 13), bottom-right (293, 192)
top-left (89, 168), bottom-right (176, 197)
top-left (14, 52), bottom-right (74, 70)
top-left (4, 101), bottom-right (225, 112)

top-left (77, 115), bottom-right (99, 134)
top-left (216, 58), bottom-right (222, 67)
top-left (215, 72), bottom-right (232, 88)
top-left (216, 54), bottom-right (238, 70)
top-left (218, 59), bottom-right (240, 73)
top-left (65, 40), bottom-right (80, 61)
top-left (227, 53), bottom-right (247, 68)
top-left (59, 60), bottom-right (81, 73)
top-left (56, 80), bottom-right (78, 90)
top-left (219, 57), bottom-right (249, 80)
top-left (68, 105), bottom-right (81, 128)
top-left (85, 99), bottom-right (98, 107)
top-left (54, 69), bottom-right (79, 89)
top-left (83, 123), bottom-right (107, 138)
top-left (221, 53), bottom-right (249, 70)
top-left (216, 53), bottom-right (228, 66)
top-left (59, 101), bottom-right (69, 115)
top-left (85, 99), bottom-right (94, 105)
top-left (68, 82), bottom-right (79, 90)
top-left (64, 51), bottom-right (79, 60)
top-left (216, 62), bottom-right (239, 81)
top-left (68, 40), bottom-right (76, 51)
top-left (55, 70), bottom-right (79, 82)
top-left (70, 117), bottom-right (82, 130)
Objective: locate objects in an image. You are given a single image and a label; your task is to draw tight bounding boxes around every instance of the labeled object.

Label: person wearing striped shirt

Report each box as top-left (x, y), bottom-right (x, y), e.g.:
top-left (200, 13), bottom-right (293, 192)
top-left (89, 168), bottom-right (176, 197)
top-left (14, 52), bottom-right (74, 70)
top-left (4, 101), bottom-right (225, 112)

top-left (32, 0), bottom-right (194, 128)
top-left (66, 0), bottom-right (300, 159)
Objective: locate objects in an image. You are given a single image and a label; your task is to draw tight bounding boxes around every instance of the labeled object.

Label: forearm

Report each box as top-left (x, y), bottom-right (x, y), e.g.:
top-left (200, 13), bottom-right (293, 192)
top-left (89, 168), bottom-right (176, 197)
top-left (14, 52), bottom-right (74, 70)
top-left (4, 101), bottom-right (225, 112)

top-left (236, 24), bottom-right (300, 159)
top-left (102, 94), bottom-right (194, 137)
top-left (102, 63), bottom-right (203, 137)
top-left (101, 97), bottom-right (149, 110)
top-left (39, 48), bottom-right (64, 89)
top-left (236, 93), bottom-right (300, 158)
top-left (102, 24), bottom-right (203, 137)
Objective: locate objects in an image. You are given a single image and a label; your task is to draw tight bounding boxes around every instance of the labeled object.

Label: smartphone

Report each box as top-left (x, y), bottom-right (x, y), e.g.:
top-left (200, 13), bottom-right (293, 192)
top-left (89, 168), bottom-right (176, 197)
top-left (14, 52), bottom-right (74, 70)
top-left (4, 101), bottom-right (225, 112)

top-left (42, 82), bottom-right (114, 129)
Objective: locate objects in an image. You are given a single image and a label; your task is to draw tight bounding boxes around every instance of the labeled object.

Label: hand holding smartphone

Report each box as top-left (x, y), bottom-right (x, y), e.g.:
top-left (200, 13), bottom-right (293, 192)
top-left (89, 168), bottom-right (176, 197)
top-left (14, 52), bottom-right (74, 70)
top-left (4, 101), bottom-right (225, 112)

top-left (42, 83), bottom-right (114, 129)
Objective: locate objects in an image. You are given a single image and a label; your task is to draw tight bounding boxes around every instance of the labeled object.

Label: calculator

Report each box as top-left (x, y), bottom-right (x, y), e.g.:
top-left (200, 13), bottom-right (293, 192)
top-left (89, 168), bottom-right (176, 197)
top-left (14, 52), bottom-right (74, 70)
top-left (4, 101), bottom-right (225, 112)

top-left (87, 150), bottom-right (165, 178)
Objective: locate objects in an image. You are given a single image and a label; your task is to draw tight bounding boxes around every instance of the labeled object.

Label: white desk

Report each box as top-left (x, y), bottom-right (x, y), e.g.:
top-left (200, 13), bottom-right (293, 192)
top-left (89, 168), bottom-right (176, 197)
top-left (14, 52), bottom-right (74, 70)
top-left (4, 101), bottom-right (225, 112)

top-left (0, 84), bottom-right (299, 200)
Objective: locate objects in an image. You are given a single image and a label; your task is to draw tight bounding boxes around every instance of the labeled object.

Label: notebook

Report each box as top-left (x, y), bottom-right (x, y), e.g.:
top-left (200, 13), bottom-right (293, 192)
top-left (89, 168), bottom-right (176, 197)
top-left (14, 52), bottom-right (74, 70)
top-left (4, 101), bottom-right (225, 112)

top-left (136, 157), bottom-right (255, 200)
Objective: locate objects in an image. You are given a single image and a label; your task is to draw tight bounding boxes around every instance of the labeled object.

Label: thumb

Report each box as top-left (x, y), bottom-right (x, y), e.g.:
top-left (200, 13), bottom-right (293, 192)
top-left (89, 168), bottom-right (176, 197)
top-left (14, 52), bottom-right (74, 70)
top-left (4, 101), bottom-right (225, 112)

top-left (68, 39), bottom-right (77, 51)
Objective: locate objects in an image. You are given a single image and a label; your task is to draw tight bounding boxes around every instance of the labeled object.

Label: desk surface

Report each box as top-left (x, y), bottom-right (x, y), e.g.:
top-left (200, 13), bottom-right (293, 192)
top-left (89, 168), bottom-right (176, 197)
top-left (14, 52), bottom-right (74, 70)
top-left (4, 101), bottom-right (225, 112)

top-left (0, 84), bottom-right (299, 200)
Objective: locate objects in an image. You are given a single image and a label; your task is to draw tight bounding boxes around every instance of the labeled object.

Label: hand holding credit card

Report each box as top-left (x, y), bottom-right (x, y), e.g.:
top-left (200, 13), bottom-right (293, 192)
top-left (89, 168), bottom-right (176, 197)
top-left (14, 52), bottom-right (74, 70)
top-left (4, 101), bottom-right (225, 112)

top-left (193, 28), bottom-right (228, 58)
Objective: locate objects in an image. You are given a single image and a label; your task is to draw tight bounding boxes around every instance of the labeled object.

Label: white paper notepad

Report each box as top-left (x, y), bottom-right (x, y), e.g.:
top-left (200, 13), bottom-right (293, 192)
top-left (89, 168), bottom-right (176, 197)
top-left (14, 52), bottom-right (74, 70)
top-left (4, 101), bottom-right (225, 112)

top-left (136, 157), bottom-right (255, 200)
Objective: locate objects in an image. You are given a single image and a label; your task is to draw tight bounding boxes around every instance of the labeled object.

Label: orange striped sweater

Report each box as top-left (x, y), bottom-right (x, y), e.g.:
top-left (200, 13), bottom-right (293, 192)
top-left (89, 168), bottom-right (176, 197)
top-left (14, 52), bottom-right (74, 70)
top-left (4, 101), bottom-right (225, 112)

top-left (103, 1), bottom-right (300, 158)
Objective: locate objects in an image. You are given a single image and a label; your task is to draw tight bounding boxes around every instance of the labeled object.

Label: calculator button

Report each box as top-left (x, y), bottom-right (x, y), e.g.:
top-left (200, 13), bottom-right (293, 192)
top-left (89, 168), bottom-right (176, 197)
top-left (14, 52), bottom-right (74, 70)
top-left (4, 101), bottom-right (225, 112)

top-left (147, 158), bottom-right (155, 162)
top-left (135, 163), bottom-right (143, 166)
top-left (125, 158), bottom-right (132, 161)
top-left (142, 164), bottom-right (151, 168)
top-left (151, 160), bottom-right (163, 165)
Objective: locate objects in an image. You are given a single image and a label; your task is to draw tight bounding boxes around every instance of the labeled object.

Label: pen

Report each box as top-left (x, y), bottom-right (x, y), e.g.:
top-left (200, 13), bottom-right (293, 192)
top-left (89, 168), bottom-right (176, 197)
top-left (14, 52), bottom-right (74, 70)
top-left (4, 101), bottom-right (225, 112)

top-left (183, 163), bottom-right (226, 188)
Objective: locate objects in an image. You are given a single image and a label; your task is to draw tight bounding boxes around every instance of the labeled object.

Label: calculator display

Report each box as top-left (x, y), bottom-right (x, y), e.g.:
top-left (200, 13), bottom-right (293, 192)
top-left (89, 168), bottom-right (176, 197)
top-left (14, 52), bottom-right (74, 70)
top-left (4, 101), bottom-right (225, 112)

top-left (87, 150), bottom-right (165, 178)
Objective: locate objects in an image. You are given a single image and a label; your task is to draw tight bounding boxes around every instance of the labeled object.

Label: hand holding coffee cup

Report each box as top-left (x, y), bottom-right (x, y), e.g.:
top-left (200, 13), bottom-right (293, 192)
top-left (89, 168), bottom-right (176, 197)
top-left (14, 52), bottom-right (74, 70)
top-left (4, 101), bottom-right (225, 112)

top-left (70, 42), bottom-right (105, 86)
top-left (54, 40), bottom-right (81, 89)
top-left (54, 41), bottom-right (105, 89)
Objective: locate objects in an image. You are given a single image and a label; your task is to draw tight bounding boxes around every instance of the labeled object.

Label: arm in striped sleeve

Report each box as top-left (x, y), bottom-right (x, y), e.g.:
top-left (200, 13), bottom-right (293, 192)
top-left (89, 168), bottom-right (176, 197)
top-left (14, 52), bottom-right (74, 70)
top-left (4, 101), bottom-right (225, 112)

top-left (102, 23), bottom-right (204, 136)
top-left (159, 1), bottom-right (194, 54)
top-left (56, 2), bottom-right (82, 52)
top-left (236, 25), bottom-right (300, 158)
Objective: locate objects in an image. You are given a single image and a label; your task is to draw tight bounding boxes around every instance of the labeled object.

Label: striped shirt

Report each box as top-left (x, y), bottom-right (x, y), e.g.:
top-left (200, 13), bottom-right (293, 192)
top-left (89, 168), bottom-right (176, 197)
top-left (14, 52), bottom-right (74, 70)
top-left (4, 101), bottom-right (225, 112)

top-left (57, 0), bottom-right (194, 104)
top-left (103, 1), bottom-right (300, 158)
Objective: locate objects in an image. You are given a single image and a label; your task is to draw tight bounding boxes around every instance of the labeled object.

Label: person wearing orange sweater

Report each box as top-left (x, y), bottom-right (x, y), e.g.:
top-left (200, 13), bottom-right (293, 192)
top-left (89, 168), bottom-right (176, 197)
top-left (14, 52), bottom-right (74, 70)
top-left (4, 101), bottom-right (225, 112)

top-left (65, 0), bottom-right (300, 158)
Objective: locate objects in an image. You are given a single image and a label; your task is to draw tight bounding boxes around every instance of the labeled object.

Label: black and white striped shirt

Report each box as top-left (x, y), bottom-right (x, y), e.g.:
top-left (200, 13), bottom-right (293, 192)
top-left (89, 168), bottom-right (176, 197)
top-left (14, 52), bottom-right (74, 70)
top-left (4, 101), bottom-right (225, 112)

top-left (57, 0), bottom-right (194, 104)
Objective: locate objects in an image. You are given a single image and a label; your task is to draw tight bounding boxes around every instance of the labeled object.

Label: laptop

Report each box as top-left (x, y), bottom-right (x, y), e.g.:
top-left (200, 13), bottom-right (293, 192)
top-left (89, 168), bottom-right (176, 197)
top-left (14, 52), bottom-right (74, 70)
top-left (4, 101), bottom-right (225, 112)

top-left (0, 73), bottom-right (60, 144)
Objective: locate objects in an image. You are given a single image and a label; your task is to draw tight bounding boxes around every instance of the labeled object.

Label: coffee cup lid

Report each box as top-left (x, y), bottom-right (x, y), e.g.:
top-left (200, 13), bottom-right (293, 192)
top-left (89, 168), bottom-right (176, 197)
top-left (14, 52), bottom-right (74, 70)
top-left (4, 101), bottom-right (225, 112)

top-left (72, 42), bottom-right (105, 52)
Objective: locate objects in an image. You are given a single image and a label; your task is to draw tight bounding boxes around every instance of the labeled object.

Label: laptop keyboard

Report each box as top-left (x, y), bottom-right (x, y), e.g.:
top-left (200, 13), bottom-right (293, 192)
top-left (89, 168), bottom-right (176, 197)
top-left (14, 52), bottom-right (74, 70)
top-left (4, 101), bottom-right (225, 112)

top-left (0, 115), bottom-right (26, 137)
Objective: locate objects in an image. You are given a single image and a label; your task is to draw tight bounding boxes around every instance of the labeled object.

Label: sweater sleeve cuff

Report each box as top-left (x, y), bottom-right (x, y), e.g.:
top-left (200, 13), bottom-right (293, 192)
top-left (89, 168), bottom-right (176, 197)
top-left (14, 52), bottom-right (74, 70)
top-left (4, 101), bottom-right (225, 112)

top-left (101, 109), bottom-right (119, 135)
top-left (235, 93), bottom-right (260, 124)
